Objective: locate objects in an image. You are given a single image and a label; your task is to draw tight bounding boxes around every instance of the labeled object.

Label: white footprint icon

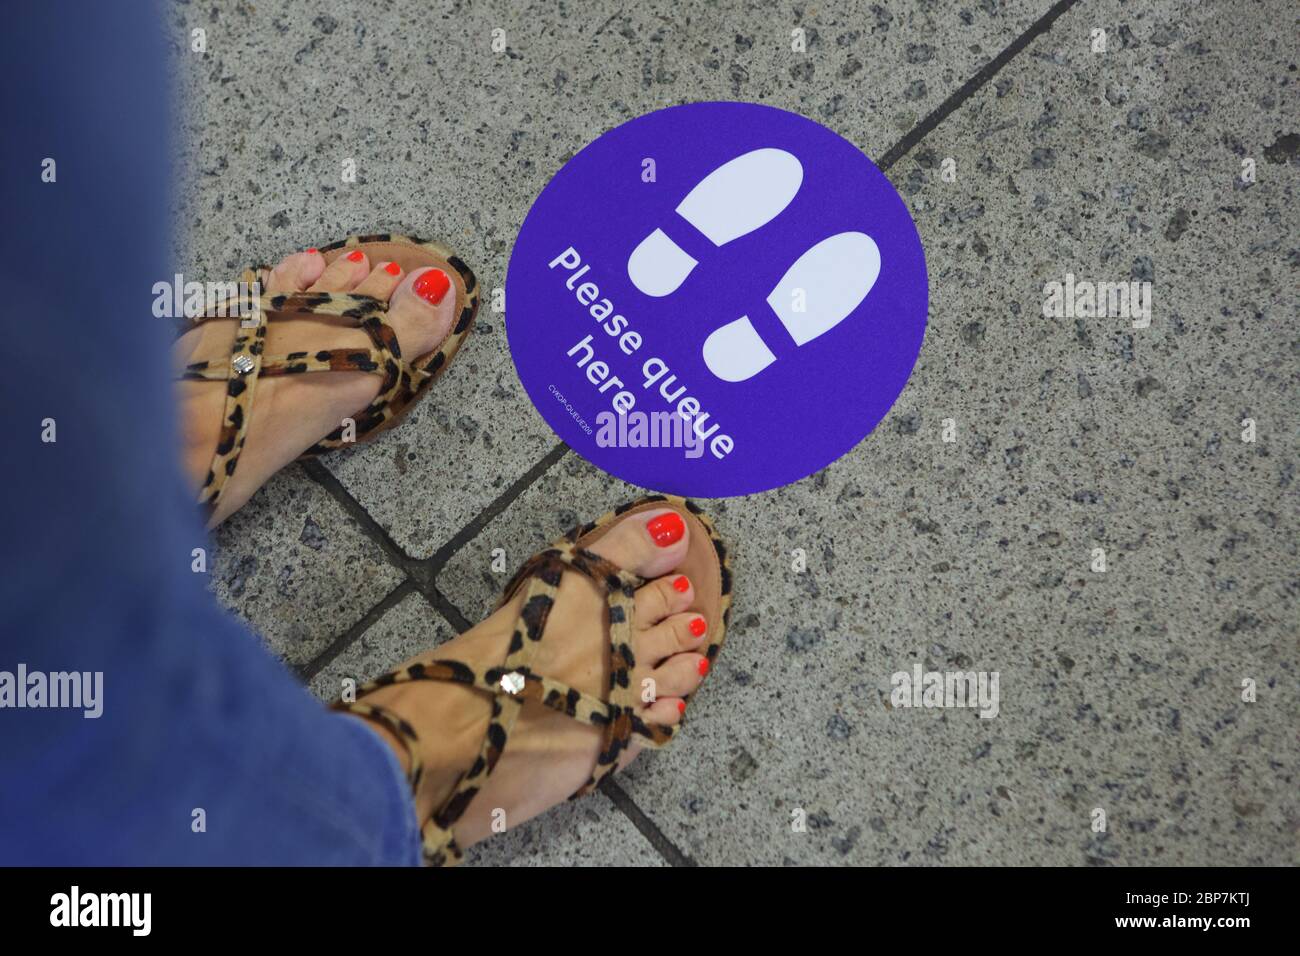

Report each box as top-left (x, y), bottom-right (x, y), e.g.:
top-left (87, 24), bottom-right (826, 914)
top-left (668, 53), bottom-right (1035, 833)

top-left (627, 148), bottom-right (804, 297)
top-left (702, 231), bottom-right (881, 382)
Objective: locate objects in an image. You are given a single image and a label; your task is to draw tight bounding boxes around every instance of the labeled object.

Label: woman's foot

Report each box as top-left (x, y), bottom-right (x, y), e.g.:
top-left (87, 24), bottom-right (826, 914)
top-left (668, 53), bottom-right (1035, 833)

top-left (355, 507), bottom-right (710, 849)
top-left (174, 248), bottom-right (458, 526)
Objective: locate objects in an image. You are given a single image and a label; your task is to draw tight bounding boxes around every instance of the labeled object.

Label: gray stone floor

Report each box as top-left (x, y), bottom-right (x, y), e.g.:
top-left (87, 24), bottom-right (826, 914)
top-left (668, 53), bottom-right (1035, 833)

top-left (171, 1), bottom-right (1297, 865)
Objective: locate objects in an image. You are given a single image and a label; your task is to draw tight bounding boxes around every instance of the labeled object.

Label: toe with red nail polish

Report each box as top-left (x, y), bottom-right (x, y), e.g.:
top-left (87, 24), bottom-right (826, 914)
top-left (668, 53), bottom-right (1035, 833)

top-left (346, 249), bottom-right (365, 262)
top-left (414, 269), bottom-right (450, 305)
top-left (689, 617), bottom-right (707, 638)
top-left (697, 657), bottom-right (710, 676)
top-left (646, 512), bottom-right (685, 547)
top-left (384, 262), bottom-right (401, 276)
top-left (672, 575), bottom-right (690, 593)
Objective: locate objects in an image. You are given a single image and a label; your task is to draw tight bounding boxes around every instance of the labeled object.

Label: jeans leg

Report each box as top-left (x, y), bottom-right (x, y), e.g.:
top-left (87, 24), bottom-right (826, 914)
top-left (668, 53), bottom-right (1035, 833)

top-left (0, 1), bottom-right (421, 866)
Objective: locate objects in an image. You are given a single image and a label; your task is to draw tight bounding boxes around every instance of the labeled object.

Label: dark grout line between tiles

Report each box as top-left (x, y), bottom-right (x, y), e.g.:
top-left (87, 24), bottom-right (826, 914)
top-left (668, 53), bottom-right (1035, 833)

top-left (301, 459), bottom-right (417, 574)
top-left (877, 0), bottom-right (1083, 171)
top-left (420, 441), bottom-right (572, 576)
top-left (296, 578), bottom-right (415, 683)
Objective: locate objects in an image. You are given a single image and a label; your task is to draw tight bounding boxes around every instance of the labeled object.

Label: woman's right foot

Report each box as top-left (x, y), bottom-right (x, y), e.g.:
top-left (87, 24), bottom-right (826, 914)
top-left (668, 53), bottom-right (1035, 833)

top-left (174, 248), bottom-right (459, 526)
top-left (352, 506), bottom-right (712, 849)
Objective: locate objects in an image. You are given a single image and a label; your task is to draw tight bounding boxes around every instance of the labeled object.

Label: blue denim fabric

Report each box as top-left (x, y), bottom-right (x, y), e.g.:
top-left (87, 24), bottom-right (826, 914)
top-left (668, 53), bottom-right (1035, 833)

top-left (0, 2), bottom-right (419, 865)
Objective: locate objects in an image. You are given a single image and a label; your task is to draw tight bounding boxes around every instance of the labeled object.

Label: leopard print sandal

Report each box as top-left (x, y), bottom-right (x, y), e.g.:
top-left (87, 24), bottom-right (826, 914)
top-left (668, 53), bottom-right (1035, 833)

top-left (178, 232), bottom-right (479, 523)
top-left (333, 494), bottom-right (734, 866)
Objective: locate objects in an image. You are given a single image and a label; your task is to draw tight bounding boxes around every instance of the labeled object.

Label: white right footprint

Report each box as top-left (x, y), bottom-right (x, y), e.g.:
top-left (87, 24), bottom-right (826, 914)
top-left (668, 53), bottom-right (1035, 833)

top-left (627, 148), bottom-right (804, 297)
top-left (702, 232), bottom-right (881, 382)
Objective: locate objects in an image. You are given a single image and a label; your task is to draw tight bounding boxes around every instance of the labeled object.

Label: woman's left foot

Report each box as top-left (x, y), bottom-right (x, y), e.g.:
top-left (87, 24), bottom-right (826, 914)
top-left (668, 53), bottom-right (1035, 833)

top-left (351, 507), bottom-right (710, 851)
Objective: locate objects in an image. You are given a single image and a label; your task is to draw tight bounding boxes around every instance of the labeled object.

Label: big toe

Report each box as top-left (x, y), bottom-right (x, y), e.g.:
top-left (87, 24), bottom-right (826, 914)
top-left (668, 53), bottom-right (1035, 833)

top-left (587, 507), bottom-right (690, 582)
top-left (385, 267), bottom-right (456, 359)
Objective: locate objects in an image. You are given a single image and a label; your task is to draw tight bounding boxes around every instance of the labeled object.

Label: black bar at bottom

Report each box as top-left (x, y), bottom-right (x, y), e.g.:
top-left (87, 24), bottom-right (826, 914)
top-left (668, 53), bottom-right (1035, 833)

top-left (0, 864), bottom-right (1286, 941)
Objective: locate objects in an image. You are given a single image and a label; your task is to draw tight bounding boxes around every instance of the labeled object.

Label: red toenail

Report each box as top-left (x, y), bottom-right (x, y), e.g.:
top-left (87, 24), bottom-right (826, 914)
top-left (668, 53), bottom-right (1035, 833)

top-left (414, 269), bottom-right (450, 305)
top-left (347, 250), bottom-right (365, 262)
top-left (672, 575), bottom-right (690, 593)
top-left (384, 262), bottom-right (401, 276)
top-left (697, 657), bottom-right (710, 676)
top-left (646, 512), bottom-right (685, 547)
top-left (677, 700), bottom-right (686, 715)
top-left (306, 248), bottom-right (318, 254)
top-left (689, 617), bottom-right (707, 638)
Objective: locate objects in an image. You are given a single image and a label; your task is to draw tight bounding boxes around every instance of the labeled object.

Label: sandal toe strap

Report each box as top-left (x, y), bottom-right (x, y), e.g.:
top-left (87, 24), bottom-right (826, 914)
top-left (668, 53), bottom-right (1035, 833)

top-left (263, 291), bottom-right (386, 320)
top-left (302, 315), bottom-right (432, 454)
top-left (259, 347), bottom-right (388, 376)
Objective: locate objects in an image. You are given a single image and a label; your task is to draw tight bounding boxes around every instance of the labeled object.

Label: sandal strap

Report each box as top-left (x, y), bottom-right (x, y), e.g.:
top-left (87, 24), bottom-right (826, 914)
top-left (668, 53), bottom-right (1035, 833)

top-left (332, 695), bottom-right (464, 866)
top-left (261, 291), bottom-right (386, 320)
top-left (180, 286), bottom-right (427, 516)
top-left (193, 306), bottom-right (269, 521)
top-left (302, 316), bottom-right (433, 454)
top-left (335, 650), bottom-right (617, 867)
top-left (261, 347), bottom-right (389, 376)
top-left (549, 541), bottom-right (675, 796)
top-left (491, 541), bottom-right (681, 803)
top-left (188, 288), bottom-right (387, 324)
top-left (183, 347), bottom-right (390, 379)
top-left (352, 656), bottom-right (620, 728)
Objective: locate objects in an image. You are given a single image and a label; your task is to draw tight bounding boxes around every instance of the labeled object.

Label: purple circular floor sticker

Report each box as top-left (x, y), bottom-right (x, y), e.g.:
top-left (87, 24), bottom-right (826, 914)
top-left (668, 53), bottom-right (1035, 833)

top-left (506, 102), bottom-right (928, 497)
